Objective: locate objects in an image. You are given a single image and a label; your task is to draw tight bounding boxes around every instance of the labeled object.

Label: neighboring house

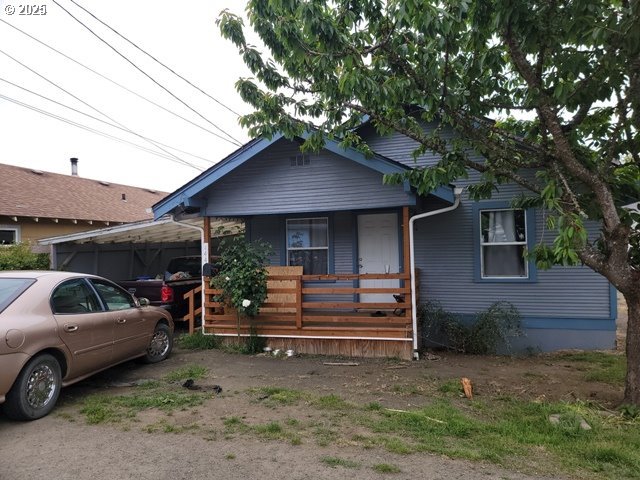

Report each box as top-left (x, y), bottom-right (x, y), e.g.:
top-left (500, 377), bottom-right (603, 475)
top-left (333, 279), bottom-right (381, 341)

top-left (0, 160), bottom-right (167, 252)
top-left (153, 122), bottom-right (616, 359)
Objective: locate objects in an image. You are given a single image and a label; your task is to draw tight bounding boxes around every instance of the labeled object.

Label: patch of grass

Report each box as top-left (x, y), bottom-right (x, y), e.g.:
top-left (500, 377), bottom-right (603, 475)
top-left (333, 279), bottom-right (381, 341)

top-left (372, 463), bottom-right (401, 474)
top-left (177, 331), bottom-right (219, 350)
top-left (320, 456), bottom-right (360, 469)
top-left (80, 391), bottom-right (205, 424)
top-left (313, 425), bottom-right (339, 446)
top-left (164, 364), bottom-right (208, 382)
top-left (557, 352), bottom-right (626, 385)
top-left (225, 453), bottom-right (236, 460)
top-left (390, 384), bottom-right (424, 395)
top-left (438, 379), bottom-right (461, 395)
top-left (360, 397), bottom-right (640, 478)
top-left (378, 437), bottom-right (414, 454)
top-left (313, 394), bottom-right (352, 410)
top-left (250, 386), bottom-right (305, 406)
top-left (253, 421), bottom-right (284, 439)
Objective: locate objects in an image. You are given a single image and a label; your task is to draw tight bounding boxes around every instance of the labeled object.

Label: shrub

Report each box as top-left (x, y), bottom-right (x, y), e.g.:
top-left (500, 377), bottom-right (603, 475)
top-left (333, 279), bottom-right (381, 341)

top-left (418, 301), bottom-right (522, 354)
top-left (0, 243), bottom-right (49, 270)
top-left (210, 236), bottom-right (272, 317)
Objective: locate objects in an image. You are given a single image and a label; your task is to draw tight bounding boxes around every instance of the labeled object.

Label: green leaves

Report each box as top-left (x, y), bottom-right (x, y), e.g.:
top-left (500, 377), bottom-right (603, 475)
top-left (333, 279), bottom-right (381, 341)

top-left (218, 0), bottom-right (639, 281)
top-left (211, 236), bottom-right (272, 317)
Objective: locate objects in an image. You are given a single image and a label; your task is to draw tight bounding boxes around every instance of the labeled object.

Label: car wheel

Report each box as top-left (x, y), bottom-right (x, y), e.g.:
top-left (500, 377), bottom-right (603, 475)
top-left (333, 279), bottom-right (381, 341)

top-left (143, 323), bottom-right (173, 363)
top-left (3, 354), bottom-right (62, 421)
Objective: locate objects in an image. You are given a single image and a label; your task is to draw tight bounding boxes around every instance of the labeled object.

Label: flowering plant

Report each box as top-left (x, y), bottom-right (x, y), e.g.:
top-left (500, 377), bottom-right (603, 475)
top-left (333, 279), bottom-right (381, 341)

top-left (211, 236), bottom-right (271, 318)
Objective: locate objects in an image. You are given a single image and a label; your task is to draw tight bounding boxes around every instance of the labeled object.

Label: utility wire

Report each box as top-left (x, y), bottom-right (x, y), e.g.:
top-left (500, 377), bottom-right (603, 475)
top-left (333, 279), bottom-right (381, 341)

top-left (68, 0), bottom-right (243, 118)
top-left (0, 93), bottom-right (205, 169)
top-left (0, 19), bottom-right (238, 144)
top-left (0, 76), bottom-right (216, 167)
top-left (52, 0), bottom-right (243, 147)
top-left (0, 47), bottom-right (202, 170)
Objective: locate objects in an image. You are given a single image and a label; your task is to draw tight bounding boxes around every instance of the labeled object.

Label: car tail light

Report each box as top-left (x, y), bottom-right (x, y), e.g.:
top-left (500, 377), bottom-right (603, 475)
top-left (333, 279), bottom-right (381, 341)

top-left (161, 285), bottom-right (174, 303)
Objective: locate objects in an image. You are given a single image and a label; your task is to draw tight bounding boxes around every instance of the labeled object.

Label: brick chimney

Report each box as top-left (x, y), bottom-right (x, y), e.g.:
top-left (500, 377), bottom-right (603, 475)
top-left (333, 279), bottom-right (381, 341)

top-left (70, 157), bottom-right (78, 176)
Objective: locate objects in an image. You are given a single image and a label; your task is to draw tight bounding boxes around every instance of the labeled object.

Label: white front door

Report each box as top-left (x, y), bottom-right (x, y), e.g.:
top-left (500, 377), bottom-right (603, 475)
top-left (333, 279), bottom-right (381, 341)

top-left (357, 213), bottom-right (399, 304)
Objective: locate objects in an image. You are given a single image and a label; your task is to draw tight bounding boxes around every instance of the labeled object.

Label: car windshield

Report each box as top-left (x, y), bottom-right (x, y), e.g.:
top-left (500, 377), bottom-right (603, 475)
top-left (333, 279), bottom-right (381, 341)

top-left (0, 278), bottom-right (36, 313)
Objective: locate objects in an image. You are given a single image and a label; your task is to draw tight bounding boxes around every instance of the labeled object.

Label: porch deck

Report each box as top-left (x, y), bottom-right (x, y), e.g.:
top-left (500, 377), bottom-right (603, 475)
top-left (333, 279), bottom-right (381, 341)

top-left (198, 272), bottom-right (415, 357)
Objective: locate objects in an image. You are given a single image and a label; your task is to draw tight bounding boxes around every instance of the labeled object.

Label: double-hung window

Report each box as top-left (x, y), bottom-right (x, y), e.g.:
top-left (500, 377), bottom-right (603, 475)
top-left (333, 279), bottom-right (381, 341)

top-left (286, 218), bottom-right (328, 274)
top-left (479, 209), bottom-right (528, 278)
top-left (0, 226), bottom-right (19, 245)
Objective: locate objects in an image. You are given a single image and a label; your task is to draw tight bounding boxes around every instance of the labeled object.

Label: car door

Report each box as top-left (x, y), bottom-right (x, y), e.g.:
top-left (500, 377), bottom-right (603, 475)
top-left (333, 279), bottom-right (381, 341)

top-left (89, 279), bottom-right (150, 362)
top-left (51, 278), bottom-right (114, 378)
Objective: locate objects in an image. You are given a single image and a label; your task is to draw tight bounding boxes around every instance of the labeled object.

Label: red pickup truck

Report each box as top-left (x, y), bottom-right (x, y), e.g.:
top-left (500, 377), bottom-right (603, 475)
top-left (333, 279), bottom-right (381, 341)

top-left (118, 256), bottom-right (208, 322)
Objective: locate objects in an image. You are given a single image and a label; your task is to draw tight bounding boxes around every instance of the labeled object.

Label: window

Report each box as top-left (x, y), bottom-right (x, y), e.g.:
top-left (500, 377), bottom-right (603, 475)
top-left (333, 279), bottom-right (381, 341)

top-left (52, 279), bottom-right (101, 314)
top-left (90, 279), bottom-right (136, 311)
top-left (0, 226), bottom-right (19, 245)
top-left (286, 217), bottom-right (328, 274)
top-left (479, 209), bottom-right (528, 278)
top-left (289, 154), bottom-right (311, 167)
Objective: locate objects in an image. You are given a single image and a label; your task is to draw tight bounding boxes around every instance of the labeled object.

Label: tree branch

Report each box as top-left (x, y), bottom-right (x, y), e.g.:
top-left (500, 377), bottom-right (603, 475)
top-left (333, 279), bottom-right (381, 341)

top-left (503, 26), bottom-right (621, 232)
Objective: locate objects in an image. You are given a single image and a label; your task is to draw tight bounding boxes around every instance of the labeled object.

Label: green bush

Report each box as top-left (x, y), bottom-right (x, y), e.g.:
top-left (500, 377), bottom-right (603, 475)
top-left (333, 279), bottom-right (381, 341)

top-left (210, 236), bottom-right (272, 317)
top-left (418, 301), bottom-right (522, 354)
top-left (0, 243), bottom-right (49, 270)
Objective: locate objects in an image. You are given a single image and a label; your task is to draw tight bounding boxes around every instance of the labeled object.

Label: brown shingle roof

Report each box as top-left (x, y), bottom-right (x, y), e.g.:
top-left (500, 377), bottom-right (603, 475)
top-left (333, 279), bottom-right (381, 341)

top-left (0, 163), bottom-right (167, 223)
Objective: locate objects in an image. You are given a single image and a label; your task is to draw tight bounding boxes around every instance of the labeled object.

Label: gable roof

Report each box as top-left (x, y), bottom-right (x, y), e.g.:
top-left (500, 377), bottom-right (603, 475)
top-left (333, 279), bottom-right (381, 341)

top-left (153, 132), bottom-right (454, 219)
top-left (0, 163), bottom-right (167, 223)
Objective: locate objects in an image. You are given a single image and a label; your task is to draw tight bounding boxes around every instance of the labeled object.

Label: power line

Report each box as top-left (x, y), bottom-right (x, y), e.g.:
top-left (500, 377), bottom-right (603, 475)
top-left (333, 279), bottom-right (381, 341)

top-left (0, 76), bottom-right (217, 167)
top-left (0, 19), bottom-right (240, 144)
top-left (52, 0), bottom-right (243, 147)
top-left (0, 93), bottom-right (205, 170)
top-left (0, 47), bottom-right (202, 170)
top-left (68, 0), bottom-right (243, 118)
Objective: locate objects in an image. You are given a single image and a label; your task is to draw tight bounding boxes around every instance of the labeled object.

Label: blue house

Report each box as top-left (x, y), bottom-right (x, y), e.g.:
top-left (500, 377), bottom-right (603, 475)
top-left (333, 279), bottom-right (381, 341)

top-left (153, 121), bottom-right (616, 359)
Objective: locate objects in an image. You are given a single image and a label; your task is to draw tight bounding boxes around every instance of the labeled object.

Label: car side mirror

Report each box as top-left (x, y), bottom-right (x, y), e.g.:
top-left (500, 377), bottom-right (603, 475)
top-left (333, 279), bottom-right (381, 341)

top-left (137, 297), bottom-right (150, 307)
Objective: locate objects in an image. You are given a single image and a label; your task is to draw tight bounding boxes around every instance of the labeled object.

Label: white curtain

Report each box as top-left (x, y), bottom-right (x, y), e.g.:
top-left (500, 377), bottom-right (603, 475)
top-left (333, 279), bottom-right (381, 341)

top-left (484, 211), bottom-right (524, 276)
top-left (488, 210), bottom-right (516, 242)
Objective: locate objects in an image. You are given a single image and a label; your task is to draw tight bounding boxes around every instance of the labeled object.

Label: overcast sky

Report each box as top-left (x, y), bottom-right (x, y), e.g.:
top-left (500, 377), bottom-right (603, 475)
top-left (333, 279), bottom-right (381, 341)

top-left (0, 0), bottom-right (256, 192)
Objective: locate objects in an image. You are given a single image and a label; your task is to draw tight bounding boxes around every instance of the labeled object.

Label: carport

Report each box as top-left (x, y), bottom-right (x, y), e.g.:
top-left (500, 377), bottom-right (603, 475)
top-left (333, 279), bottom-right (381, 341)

top-left (38, 216), bottom-right (241, 282)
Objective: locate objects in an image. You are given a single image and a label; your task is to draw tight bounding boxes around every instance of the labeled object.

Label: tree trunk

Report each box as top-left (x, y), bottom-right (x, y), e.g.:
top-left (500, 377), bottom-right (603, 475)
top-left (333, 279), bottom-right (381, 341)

top-left (624, 292), bottom-right (640, 406)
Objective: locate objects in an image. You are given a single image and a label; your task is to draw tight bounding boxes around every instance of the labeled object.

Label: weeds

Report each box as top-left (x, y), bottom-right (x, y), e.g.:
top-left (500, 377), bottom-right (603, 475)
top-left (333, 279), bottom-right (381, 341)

top-left (80, 391), bottom-right (204, 424)
top-left (320, 456), bottom-right (360, 469)
top-left (164, 364), bottom-right (208, 382)
top-left (372, 463), bottom-right (401, 474)
top-left (177, 331), bottom-right (219, 350)
top-left (557, 351), bottom-right (626, 385)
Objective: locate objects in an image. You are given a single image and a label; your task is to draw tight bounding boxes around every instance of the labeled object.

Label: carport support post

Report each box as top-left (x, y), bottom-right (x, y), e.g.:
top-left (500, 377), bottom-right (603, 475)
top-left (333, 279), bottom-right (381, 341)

top-left (202, 216), bottom-right (211, 332)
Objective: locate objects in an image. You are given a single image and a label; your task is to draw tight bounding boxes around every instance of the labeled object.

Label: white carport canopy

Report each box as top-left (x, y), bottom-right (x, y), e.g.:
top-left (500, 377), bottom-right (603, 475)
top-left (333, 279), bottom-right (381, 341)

top-left (38, 216), bottom-right (241, 245)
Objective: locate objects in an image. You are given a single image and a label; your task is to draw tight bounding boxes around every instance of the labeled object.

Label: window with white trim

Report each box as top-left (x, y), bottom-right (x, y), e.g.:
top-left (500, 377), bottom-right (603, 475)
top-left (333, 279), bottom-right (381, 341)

top-left (0, 226), bottom-right (19, 245)
top-left (286, 217), bottom-right (328, 274)
top-left (479, 209), bottom-right (528, 278)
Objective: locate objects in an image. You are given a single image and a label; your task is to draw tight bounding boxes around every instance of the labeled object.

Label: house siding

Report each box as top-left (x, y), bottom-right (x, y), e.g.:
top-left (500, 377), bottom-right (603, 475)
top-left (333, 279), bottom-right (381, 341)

top-left (248, 210), bottom-right (405, 304)
top-left (360, 122), bottom-right (615, 348)
top-left (203, 139), bottom-right (412, 217)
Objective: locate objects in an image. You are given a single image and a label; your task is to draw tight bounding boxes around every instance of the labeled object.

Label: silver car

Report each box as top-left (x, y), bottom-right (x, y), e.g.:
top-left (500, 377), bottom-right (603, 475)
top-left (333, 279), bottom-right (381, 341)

top-left (0, 271), bottom-right (174, 420)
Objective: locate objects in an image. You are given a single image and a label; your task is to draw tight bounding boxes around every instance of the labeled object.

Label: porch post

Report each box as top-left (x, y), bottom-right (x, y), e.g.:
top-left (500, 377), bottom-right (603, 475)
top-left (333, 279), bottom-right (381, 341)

top-left (202, 216), bottom-right (211, 333)
top-left (402, 207), bottom-right (410, 274)
top-left (203, 216), bottom-right (211, 260)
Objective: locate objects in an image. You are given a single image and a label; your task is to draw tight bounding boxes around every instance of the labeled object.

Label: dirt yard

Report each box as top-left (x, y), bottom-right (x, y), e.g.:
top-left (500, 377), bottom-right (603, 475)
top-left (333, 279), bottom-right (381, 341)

top-left (0, 341), bottom-right (627, 480)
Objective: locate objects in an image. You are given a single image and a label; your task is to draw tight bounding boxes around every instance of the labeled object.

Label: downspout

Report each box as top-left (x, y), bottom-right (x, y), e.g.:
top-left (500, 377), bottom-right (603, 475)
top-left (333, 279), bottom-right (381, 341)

top-left (169, 215), bottom-right (207, 331)
top-left (410, 187), bottom-right (463, 360)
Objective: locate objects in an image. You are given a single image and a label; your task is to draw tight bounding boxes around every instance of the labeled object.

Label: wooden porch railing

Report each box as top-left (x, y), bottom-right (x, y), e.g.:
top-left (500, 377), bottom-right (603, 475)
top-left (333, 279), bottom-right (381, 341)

top-left (199, 272), bottom-right (414, 339)
top-left (182, 284), bottom-right (203, 334)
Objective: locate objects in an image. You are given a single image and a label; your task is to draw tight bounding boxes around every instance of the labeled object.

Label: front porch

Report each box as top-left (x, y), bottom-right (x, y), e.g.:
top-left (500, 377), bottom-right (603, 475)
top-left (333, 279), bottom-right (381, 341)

top-left (201, 270), bottom-right (415, 359)
top-left (186, 208), bottom-right (419, 359)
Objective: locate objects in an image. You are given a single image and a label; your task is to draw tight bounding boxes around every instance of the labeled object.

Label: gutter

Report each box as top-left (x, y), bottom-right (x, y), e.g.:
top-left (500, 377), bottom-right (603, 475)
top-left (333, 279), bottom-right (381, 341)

top-left (169, 215), bottom-right (208, 331)
top-left (409, 187), bottom-right (463, 360)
